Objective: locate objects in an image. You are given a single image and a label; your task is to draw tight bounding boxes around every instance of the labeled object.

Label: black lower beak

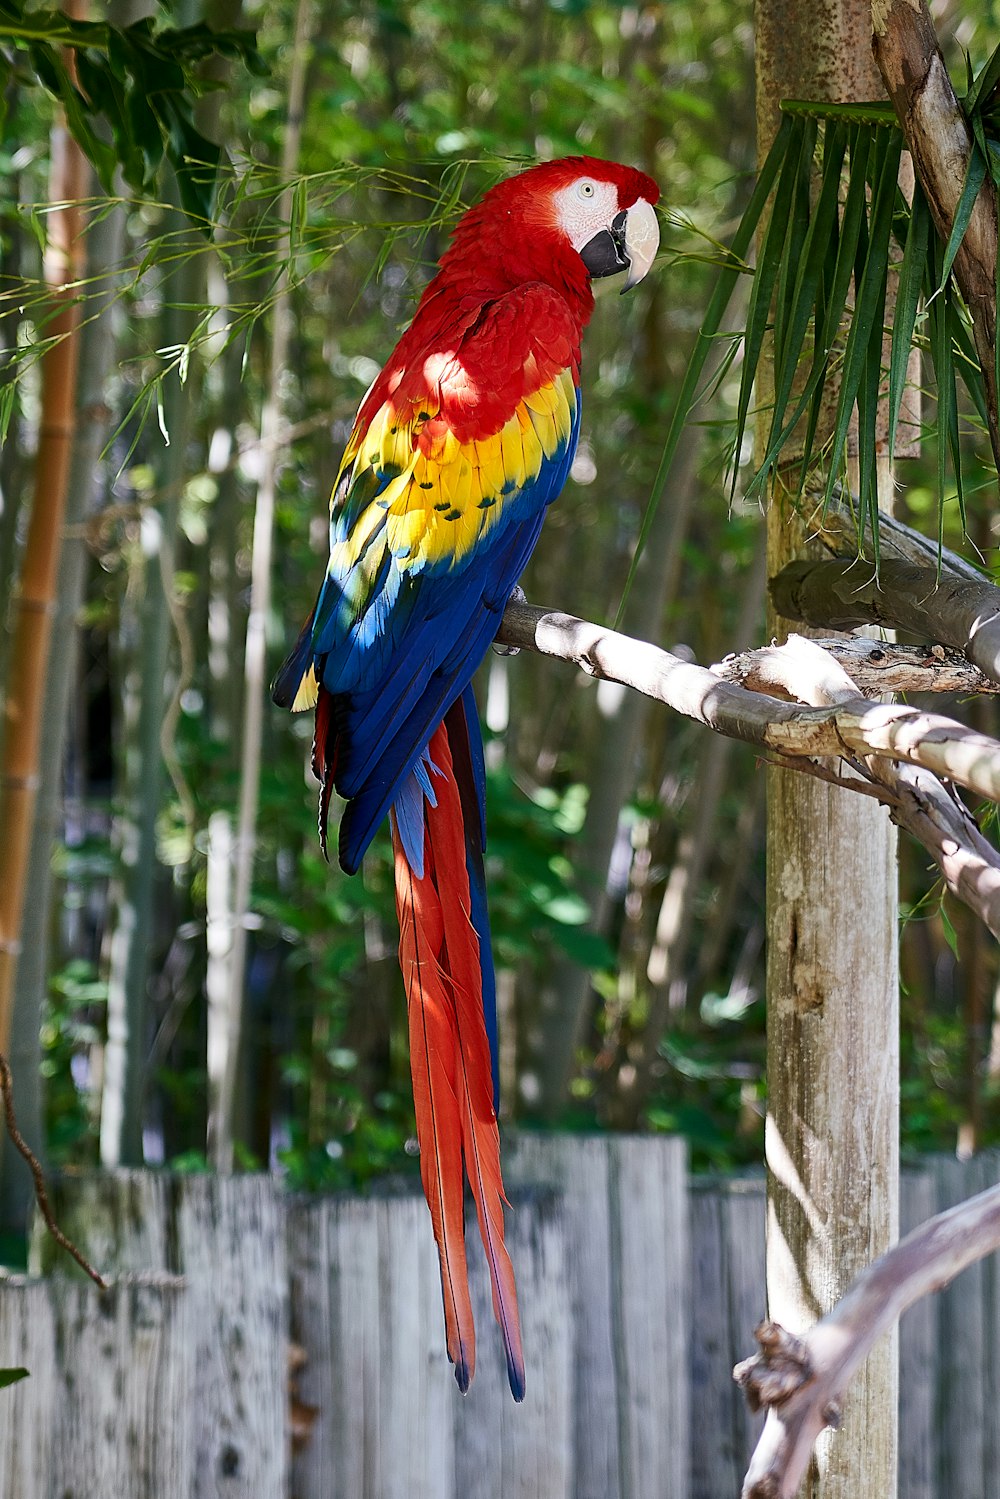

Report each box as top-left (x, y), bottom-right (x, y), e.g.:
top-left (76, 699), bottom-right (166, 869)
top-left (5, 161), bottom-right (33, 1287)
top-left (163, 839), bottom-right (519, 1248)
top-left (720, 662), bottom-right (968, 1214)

top-left (580, 210), bottom-right (629, 280)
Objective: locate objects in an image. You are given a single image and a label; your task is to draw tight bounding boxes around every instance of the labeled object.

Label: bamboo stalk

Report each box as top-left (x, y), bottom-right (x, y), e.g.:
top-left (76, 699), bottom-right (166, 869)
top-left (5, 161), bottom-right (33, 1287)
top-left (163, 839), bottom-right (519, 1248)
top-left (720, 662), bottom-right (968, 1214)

top-left (210, 0), bottom-right (314, 1170)
top-left (0, 33), bottom-right (88, 1057)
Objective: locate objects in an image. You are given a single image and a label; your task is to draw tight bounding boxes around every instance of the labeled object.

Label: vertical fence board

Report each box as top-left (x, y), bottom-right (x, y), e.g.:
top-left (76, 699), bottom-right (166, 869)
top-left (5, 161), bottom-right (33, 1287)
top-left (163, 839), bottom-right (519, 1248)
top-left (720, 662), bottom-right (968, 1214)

top-left (175, 1176), bottom-right (288, 1499)
top-left (0, 1279), bottom-right (55, 1498)
top-left (933, 1156), bottom-right (987, 1499)
top-left (973, 1151), bottom-right (1000, 1492)
top-left (375, 1196), bottom-right (456, 1499)
top-left (899, 1169), bottom-right (937, 1499)
top-left (507, 1133), bottom-right (689, 1499)
top-left (50, 1276), bottom-right (192, 1499)
top-left (689, 1177), bottom-right (766, 1499)
top-left (29, 1169), bottom-right (172, 1277)
top-left (452, 1188), bottom-right (572, 1499)
top-left (612, 1136), bottom-right (690, 1499)
top-left (288, 1192), bottom-right (455, 1499)
top-left (508, 1134), bottom-right (619, 1499)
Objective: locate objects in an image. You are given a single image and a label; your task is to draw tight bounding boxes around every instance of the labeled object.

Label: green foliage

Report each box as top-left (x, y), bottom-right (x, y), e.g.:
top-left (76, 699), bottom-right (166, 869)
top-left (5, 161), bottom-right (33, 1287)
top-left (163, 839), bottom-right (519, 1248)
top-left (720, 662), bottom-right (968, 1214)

top-left (626, 39), bottom-right (1000, 606)
top-left (0, 1368), bottom-right (28, 1391)
top-left (0, 3), bottom-right (263, 220)
top-left (6, 0), bottom-right (998, 1198)
top-left (41, 958), bottom-right (105, 1165)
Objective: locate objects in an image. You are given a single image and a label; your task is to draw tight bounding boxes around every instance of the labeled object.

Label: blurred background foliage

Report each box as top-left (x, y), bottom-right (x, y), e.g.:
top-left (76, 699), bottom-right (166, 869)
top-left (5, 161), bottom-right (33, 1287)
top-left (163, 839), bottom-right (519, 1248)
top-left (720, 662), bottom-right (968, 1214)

top-left (1, 0), bottom-right (1000, 1227)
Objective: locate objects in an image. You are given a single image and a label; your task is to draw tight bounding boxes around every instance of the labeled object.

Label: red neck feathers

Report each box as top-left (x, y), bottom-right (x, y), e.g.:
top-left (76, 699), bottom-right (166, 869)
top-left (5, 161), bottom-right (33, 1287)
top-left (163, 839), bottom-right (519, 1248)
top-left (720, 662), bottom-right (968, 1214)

top-left (359, 156), bottom-right (659, 427)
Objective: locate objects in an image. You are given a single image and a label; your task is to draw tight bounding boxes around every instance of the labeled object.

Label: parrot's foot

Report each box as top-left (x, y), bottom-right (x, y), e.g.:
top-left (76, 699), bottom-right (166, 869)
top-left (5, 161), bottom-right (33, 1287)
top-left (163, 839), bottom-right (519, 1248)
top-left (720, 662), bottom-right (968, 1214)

top-left (492, 586), bottom-right (526, 656)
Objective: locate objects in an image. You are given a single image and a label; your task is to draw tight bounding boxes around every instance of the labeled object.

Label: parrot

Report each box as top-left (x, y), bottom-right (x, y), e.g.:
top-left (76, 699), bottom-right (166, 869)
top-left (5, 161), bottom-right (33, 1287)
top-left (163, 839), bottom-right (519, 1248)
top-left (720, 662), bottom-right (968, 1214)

top-left (272, 156), bottom-right (660, 1400)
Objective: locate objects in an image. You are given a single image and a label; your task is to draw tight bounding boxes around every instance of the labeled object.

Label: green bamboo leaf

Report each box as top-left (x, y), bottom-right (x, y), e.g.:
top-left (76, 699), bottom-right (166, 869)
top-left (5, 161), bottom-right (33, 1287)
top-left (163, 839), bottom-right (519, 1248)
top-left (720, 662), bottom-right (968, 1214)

top-left (773, 117), bottom-right (817, 363)
top-left (729, 115), bottom-right (813, 499)
top-left (762, 121), bottom-right (847, 473)
top-left (822, 129), bottom-right (902, 513)
top-left (946, 305), bottom-right (989, 430)
top-left (936, 144), bottom-right (987, 293)
top-left (887, 184), bottom-right (930, 461)
top-left (0, 1368), bottom-right (28, 1391)
top-left (856, 301), bottom-right (886, 561)
top-left (942, 288), bottom-right (965, 531)
top-left (963, 37), bottom-right (1000, 116)
top-left (751, 126), bottom-right (872, 497)
top-left (926, 239), bottom-right (962, 546)
top-left (614, 113), bottom-right (795, 624)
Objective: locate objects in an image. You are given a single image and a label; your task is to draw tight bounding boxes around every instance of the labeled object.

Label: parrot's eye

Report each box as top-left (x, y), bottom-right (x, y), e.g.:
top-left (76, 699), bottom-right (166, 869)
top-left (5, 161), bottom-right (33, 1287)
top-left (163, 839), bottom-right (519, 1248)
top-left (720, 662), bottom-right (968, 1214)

top-left (577, 180), bottom-right (596, 199)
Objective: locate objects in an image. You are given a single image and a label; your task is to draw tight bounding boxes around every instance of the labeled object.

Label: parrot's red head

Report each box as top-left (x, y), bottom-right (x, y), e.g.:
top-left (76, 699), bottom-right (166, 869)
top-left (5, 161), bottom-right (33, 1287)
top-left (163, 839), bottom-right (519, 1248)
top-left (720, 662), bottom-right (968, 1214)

top-left (437, 155), bottom-right (661, 314)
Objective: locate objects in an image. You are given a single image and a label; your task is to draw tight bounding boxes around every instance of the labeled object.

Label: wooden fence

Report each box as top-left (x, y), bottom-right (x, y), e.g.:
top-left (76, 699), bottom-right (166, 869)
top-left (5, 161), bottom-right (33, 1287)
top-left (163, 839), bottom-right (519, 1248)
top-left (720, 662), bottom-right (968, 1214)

top-left (0, 1139), bottom-right (997, 1498)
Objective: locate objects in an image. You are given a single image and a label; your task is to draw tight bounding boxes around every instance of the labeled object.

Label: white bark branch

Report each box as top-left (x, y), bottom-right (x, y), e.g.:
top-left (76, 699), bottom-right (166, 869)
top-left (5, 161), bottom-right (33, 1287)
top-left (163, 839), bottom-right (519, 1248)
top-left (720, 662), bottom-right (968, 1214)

top-left (735, 1180), bottom-right (1000, 1499)
top-left (770, 556), bottom-right (1000, 689)
top-left (735, 633), bottom-right (1000, 938)
top-left (496, 603), bottom-right (1000, 804)
top-left (496, 605), bottom-right (1000, 935)
top-left (714, 637), bottom-right (999, 696)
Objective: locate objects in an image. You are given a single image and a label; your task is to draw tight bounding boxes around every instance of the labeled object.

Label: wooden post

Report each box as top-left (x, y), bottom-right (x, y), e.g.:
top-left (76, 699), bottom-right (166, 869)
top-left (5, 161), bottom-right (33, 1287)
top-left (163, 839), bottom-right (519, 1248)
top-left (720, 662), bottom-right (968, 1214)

top-left (756, 2), bottom-right (900, 1494)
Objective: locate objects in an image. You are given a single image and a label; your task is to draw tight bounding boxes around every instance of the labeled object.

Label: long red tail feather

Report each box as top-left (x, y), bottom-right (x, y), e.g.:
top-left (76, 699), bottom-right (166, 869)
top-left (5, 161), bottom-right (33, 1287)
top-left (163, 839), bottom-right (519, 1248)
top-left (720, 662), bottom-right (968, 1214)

top-left (393, 836), bottom-right (476, 1392)
top-left (391, 719), bottom-right (525, 1400)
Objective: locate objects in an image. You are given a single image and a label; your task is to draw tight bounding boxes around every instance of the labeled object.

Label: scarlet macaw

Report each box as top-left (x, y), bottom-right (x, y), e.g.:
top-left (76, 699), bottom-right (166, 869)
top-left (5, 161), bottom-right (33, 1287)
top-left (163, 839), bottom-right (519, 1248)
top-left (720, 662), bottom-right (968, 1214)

top-left (274, 157), bottom-right (660, 1399)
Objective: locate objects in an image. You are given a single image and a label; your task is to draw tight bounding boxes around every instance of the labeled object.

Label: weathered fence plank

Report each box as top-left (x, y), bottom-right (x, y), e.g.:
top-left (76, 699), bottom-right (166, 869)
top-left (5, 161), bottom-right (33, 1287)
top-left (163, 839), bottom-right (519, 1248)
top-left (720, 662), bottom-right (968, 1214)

top-left (933, 1154), bottom-right (989, 1499)
top-left (507, 1132), bottom-right (690, 1499)
top-left (288, 1191), bottom-right (455, 1499)
top-left (30, 1171), bottom-right (288, 1499)
top-left (0, 1279), bottom-right (55, 1498)
top-left (689, 1176), bottom-right (766, 1499)
top-left (0, 1273), bottom-right (191, 1499)
top-left (29, 1168), bottom-right (172, 1277)
top-left (452, 1188), bottom-right (572, 1499)
top-left (49, 1275), bottom-right (192, 1499)
top-left (899, 1168), bottom-right (937, 1499)
top-left (175, 1176), bottom-right (289, 1499)
top-left (979, 1152), bottom-right (1000, 1495)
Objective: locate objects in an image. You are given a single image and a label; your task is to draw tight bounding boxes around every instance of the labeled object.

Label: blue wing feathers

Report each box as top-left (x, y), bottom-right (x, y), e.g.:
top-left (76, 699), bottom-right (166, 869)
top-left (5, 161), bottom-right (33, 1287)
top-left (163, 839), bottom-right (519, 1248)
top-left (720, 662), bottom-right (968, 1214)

top-left (276, 383), bottom-right (581, 876)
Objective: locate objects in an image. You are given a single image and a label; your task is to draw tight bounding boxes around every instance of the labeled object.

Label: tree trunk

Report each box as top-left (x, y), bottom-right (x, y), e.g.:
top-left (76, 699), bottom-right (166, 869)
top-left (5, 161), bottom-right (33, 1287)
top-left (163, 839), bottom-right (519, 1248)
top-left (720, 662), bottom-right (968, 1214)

top-left (210, 0), bottom-right (314, 1170)
top-left (756, 3), bottom-right (900, 1496)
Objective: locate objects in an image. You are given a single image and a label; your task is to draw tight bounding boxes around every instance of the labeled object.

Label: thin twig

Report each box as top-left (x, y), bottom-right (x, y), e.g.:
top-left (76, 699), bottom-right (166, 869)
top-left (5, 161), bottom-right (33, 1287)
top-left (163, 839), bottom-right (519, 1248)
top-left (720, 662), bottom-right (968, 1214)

top-left (0, 1053), bottom-right (108, 1289)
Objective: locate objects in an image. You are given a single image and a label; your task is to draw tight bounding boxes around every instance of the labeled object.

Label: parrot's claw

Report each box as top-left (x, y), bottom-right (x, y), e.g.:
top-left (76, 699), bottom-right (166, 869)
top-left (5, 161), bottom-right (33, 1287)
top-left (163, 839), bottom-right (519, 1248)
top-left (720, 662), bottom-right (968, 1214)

top-left (493, 586), bottom-right (526, 656)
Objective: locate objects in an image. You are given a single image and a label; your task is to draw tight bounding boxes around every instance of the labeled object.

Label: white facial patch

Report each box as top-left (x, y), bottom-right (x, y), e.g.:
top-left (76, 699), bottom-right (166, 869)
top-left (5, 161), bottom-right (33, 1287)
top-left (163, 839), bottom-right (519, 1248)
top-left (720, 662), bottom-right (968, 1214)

top-left (552, 177), bottom-right (623, 253)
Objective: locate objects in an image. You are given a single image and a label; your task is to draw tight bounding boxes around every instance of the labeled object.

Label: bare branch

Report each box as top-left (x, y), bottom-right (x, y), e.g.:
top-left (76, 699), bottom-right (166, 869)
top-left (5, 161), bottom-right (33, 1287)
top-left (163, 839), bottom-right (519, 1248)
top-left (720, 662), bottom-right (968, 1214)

top-left (770, 556), bottom-right (1000, 687)
top-left (497, 603), bottom-right (1000, 802)
top-left (734, 633), bottom-right (1000, 937)
top-left (872, 0), bottom-right (999, 469)
top-left (0, 1053), bottom-right (107, 1289)
top-left (736, 1180), bottom-right (1000, 1498)
top-left (714, 637), bottom-right (999, 696)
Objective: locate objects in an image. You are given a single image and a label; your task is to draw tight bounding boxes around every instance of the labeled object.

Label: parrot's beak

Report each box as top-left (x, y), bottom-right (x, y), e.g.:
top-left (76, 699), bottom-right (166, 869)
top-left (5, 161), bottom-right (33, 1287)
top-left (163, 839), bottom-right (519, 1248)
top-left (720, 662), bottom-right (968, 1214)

top-left (580, 198), bottom-right (660, 292)
top-left (620, 198), bottom-right (660, 292)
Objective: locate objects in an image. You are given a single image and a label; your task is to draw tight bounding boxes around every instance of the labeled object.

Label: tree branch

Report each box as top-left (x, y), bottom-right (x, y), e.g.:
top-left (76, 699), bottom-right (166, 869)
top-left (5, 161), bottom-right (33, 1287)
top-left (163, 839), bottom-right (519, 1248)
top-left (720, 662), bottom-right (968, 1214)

top-left (496, 602), bottom-right (1000, 803)
top-left (497, 603), bottom-right (1000, 934)
top-left (872, 0), bottom-right (1000, 469)
top-left (735, 1179), bottom-right (1000, 1498)
top-left (714, 637), bottom-right (999, 696)
top-left (770, 556), bottom-right (1000, 687)
top-left (732, 633), bottom-right (1000, 938)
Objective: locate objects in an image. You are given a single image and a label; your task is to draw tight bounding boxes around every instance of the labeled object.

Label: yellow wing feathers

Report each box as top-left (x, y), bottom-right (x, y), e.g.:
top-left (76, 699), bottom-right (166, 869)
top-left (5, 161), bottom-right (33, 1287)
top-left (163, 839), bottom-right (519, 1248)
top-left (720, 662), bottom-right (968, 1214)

top-left (334, 370), bottom-right (576, 574)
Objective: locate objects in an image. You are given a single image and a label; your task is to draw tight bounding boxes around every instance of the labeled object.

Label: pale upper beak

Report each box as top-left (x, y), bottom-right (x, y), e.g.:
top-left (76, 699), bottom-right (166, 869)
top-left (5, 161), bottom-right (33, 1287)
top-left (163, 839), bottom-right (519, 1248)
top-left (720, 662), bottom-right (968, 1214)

top-left (579, 197), bottom-right (660, 292)
top-left (621, 197), bottom-right (660, 292)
